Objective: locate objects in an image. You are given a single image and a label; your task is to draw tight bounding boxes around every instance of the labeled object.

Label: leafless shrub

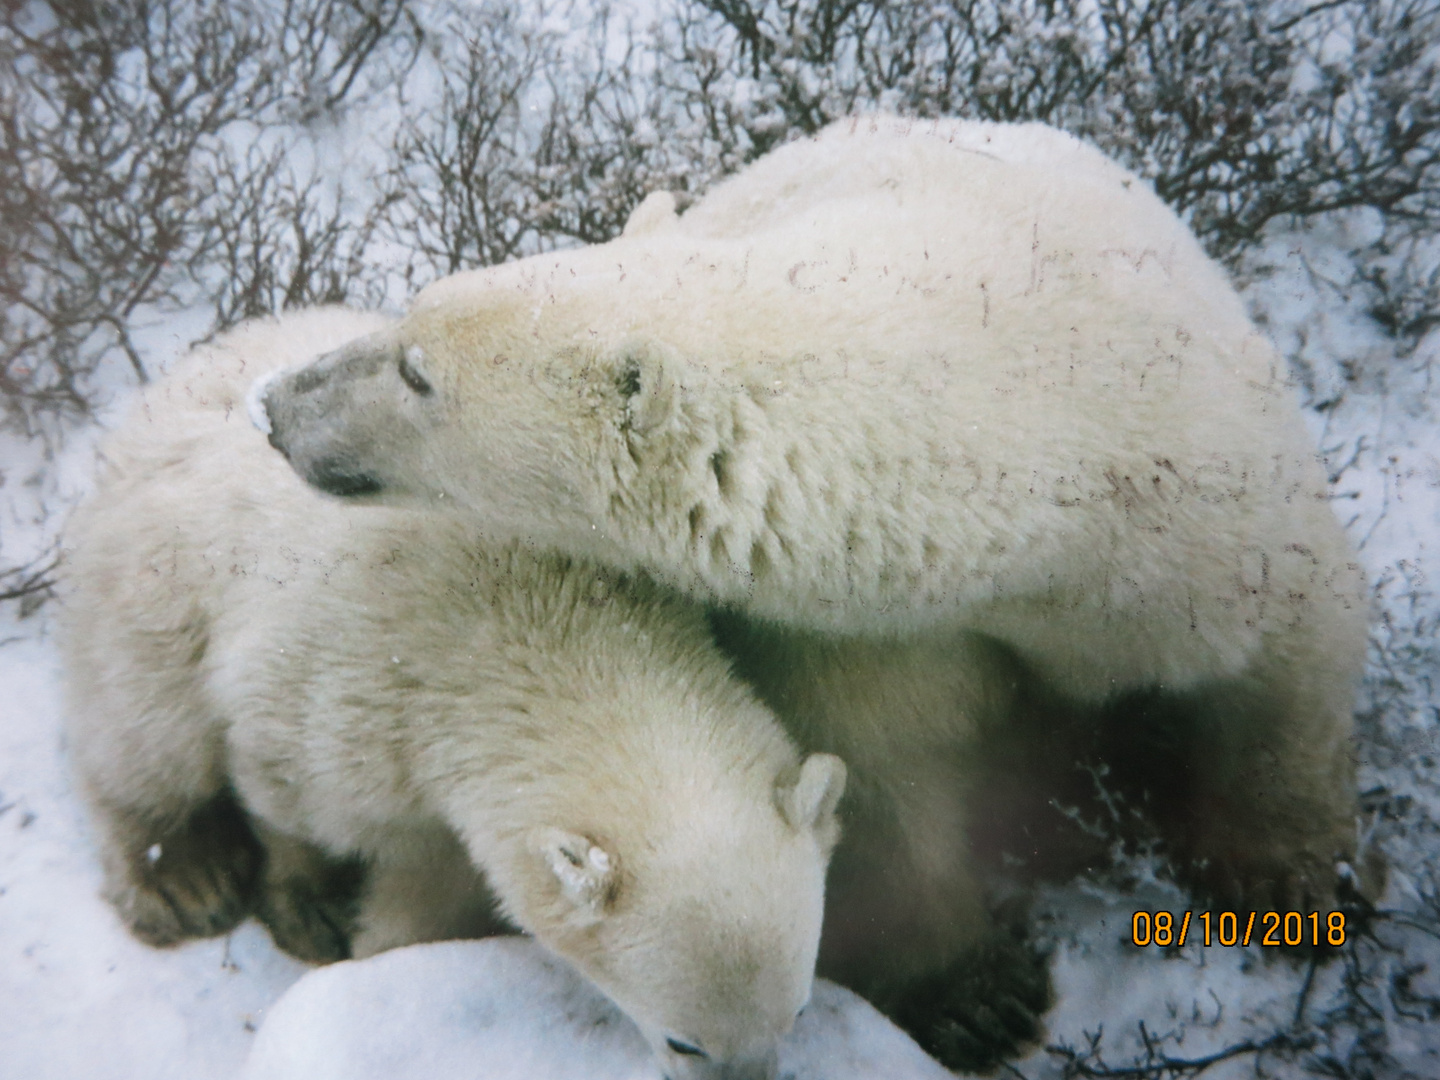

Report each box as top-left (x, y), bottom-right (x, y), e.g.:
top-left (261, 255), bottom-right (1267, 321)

top-left (668, 0), bottom-right (1440, 267)
top-left (524, 8), bottom-right (689, 247)
top-left (380, 2), bottom-right (554, 276)
top-left (0, 542), bottom-right (59, 618)
top-left (198, 141), bottom-right (398, 327)
top-left (0, 0), bottom-right (416, 437)
top-left (1043, 1024), bottom-right (1313, 1079)
top-left (379, 0), bottom-right (701, 288)
top-left (1355, 230), bottom-right (1440, 357)
top-left (1, 0), bottom-right (416, 614)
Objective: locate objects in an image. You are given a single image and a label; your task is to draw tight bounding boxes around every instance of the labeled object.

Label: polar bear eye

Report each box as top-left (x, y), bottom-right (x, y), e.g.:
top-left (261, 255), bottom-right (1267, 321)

top-left (617, 358), bottom-right (643, 398)
top-left (397, 347), bottom-right (434, 397)
top-left (666, 1037), bottom-right (707, 1058)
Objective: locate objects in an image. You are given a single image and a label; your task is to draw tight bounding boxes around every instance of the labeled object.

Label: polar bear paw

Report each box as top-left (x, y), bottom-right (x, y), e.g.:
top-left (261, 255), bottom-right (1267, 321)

top-left (1188, 843), bottom-right (1385, 944)
top-left (1181, 799), bottom-right (1380, 917)
top-left (255, 846), bottom-right (366, 964)
top-left (111, 793), bottom-right (262, 946)
top-left (873, 930), bottom-right (1053, 1074)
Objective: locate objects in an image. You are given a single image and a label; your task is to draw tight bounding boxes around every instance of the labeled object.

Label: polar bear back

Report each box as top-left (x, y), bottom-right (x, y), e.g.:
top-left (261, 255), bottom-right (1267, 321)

top-left (268, 120), bottom-right (1364, 702)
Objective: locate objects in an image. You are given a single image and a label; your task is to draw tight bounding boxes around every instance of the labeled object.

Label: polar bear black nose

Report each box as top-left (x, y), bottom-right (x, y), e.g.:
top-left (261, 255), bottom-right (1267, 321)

top-left (257, 336), bottom-right (399, 499)
top-left (305, 458), bottom-right (385, 497)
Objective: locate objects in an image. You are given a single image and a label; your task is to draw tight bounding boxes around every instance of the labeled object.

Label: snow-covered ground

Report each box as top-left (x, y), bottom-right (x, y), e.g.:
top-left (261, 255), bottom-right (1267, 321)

top-left (2, 19), bottom-right (1438, 1071)
top-left (239, 938), bottom-right (954, 1080)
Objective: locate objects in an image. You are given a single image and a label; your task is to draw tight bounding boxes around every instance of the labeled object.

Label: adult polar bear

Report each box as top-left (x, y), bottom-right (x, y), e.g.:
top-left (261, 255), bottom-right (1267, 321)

top-left (259, 118), bottom-right (1371, 1067)
top-left (63, 310), bottom-right (847, 1080)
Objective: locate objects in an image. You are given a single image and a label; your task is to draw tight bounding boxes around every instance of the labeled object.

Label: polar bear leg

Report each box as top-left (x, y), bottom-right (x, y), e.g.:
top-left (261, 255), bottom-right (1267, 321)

top-left (67, 602), bottom-right (263, 946)
top-left (251, 821), bottom-right (366, 963)
top-left (710, 615), bottom-right (1054, 1070)
top-left (89, 786), bottom-right (262, 947)
top-left (1169, 621), bottom-right (1368, 911)
top-left (852, 916), bottom-right (1053, 1074)
top-left (817, 785), bottom-right (1054, 1073)
top-left (350, 825), bottom-right (506, 959)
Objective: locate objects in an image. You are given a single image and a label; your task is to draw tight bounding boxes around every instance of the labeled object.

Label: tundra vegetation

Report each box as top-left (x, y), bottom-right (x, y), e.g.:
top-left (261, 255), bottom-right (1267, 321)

top-left (3, 1), bottom-right (1439, 1077)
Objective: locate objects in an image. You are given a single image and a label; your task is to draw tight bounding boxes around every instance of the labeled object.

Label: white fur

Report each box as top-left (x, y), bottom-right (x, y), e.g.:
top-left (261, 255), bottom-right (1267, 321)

top-left (255, 118), bottom-right (1373, 1068)
top-left (62, 310), bottom-right (845, 1080)
top-left (262, 116), bottom-right (1366, 693)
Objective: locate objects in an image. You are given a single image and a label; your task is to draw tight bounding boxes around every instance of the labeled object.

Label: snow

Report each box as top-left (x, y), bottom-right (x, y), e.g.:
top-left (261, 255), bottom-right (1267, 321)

top-left (0, 629), bottom-right (309, 1080)
top-left (245, 368), bottom-right (284, 436)
top-left (240, 938), bottom-right (952, 1080)
top-left (2, 15), bottom-right (1438, 1080)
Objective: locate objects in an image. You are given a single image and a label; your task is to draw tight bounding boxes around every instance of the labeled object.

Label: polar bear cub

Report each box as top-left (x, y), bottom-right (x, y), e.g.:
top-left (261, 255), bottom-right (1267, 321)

top-left (61, 309), bottom-right (845, 1080)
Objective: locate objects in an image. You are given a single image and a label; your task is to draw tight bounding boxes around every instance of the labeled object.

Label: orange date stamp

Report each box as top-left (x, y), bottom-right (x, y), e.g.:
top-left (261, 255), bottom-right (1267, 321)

top-left (1129, 910), bottom-right (1347, 948)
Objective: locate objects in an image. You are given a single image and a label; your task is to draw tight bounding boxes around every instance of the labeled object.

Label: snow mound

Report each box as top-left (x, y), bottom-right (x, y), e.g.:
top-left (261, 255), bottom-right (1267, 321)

top-left (240, 937), bottom-right (953, 1080)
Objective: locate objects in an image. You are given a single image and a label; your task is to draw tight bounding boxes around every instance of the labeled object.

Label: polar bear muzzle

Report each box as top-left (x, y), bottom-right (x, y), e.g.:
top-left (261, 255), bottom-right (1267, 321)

top-left (257, 331), bottom-right (436, 500)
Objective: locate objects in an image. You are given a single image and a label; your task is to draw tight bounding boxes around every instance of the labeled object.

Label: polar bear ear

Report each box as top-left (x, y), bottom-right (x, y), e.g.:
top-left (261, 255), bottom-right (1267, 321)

top-left (612, 341), bottom-right (679, 437)
top-left (777, 753), bottom-right (847, 832)
top-left (535, 827), bottom-right (619, 914)
top-left (621, 190), bottom-right (679, 238)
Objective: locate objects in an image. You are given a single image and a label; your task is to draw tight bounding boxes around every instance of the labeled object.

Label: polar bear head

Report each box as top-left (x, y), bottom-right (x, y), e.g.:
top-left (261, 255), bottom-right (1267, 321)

top-left (479, 748), bottom-right (847, 1080)
top-left (251, 298), bottom-right (688, 560)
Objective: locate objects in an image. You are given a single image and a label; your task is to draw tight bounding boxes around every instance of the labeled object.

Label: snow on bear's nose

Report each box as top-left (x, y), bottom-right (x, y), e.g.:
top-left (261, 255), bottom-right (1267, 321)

top-left (244, 366), bottom-right (285, 435)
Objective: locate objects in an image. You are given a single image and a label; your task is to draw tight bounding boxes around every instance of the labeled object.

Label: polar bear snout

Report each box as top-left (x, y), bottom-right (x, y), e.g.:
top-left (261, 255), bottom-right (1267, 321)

top-left (258, 331), bottom-right (434, 501)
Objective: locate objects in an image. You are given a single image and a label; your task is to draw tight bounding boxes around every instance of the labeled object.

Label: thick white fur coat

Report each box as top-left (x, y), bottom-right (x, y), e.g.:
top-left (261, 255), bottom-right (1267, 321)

top-left (285, 117), bottom-right (1366, 705)
top-left (62, 311), bottom-right (845, 1079)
